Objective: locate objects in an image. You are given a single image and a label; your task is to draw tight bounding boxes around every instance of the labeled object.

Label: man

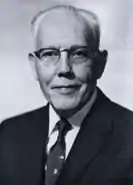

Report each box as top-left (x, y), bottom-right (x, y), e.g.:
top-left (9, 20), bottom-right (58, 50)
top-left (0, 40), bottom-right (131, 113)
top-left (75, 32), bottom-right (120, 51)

top-left (0, 5), bottom-right (133, 185)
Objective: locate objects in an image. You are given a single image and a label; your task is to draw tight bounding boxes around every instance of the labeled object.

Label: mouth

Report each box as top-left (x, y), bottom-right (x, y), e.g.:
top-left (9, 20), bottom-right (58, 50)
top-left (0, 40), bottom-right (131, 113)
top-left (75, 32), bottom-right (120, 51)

top-left (51, 84), bottom-right (81, 94)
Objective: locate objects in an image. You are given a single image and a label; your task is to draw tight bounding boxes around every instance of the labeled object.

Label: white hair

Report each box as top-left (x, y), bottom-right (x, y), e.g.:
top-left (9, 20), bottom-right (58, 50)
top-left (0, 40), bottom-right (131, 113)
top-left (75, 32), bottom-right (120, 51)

top-left (31, 5), bottom-right (100, 51)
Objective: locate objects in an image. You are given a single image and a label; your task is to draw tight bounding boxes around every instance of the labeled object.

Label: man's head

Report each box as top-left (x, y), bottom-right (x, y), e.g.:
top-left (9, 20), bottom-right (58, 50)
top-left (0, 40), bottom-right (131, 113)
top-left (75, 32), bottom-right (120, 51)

top-left (29, 5), bottom-right (107, 117)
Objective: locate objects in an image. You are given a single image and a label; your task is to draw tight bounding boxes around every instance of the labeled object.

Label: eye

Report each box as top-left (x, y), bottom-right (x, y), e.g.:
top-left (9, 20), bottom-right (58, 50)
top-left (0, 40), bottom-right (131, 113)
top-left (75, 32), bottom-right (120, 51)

top-left (40, 49), bottom-right (58, 59)
top-left (72, 48), bottom-right (88, 58)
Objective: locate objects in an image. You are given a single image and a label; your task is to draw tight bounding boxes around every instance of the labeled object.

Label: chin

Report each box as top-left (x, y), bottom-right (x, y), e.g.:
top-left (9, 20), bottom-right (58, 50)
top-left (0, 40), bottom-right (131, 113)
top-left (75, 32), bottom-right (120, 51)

top-left (51, 98), bottom-right (79, 112)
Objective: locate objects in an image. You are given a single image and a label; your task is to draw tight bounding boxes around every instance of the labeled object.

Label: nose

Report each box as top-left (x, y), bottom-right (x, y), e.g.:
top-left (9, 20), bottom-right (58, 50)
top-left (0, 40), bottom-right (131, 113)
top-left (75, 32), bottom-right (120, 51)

top-left (57, 51), bottom-right (73, 78)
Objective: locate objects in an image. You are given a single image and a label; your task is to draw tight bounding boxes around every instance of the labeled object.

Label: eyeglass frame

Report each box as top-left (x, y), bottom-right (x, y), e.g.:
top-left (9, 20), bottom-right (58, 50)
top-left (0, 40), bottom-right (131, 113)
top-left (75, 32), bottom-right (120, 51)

top-left (29, 46), bottom-right (98, 66)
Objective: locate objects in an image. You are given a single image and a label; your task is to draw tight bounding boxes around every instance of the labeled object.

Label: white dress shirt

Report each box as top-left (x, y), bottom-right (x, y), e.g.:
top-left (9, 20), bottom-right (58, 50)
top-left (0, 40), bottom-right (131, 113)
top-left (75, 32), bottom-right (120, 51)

top-left (47, 89), bottom-right (97, 159)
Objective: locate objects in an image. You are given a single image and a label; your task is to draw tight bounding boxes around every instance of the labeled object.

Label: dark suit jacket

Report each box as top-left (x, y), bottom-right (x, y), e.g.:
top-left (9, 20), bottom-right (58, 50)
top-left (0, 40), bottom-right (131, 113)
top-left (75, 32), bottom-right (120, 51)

top-left (0, 88), bottom-right (133, 185)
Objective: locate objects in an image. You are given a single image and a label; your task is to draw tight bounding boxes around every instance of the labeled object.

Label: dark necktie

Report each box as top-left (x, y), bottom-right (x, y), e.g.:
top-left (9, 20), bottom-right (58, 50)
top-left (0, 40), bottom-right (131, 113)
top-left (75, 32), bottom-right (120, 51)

top-left (45, 119), bottom-right (72, 185)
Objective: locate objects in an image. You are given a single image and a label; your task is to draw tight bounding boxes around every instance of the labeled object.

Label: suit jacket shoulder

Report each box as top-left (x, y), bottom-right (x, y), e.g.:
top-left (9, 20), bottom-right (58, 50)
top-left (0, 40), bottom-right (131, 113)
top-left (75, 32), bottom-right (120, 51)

top-left (55, 89), bottom-right (133, 185)
top-left (0, 105), bottom-right (49, 185)
top-left (0, 105), bottom-right (48, 131)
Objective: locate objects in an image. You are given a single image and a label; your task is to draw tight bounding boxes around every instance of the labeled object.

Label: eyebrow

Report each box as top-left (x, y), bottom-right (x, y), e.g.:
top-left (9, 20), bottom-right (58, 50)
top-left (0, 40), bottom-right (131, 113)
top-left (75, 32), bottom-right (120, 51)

top-left (37, 45), bottom-right (89, 50)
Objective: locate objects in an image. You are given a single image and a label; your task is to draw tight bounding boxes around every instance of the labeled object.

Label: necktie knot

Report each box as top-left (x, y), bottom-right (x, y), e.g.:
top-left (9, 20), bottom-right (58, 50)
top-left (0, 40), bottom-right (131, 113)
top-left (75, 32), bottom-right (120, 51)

top-left (56, 119), bottom-right (72, 141)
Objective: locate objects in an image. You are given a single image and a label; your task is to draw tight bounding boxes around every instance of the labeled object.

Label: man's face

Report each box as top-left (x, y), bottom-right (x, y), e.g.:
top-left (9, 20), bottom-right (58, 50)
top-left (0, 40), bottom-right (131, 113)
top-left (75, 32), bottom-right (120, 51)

top-left (31, 10), bottom-right (104, 116)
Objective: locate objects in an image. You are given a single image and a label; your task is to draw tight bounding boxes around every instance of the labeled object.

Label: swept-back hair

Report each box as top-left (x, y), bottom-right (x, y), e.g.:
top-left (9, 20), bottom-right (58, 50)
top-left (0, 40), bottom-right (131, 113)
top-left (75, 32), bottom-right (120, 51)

top-left (31, 5), bottom-right (100, 51)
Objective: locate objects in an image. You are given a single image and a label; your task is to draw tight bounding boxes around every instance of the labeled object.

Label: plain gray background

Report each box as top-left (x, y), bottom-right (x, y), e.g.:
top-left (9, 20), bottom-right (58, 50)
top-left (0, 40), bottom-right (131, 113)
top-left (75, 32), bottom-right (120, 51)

top-left (0, 0), bottom-right (133, 121)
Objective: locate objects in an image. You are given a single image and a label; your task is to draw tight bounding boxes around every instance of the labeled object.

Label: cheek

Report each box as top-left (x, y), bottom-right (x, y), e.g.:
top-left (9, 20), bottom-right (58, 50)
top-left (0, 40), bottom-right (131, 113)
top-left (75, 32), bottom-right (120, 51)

top-left (35, 63), bottom-right (56, 85)
top-left (73, 63), bottom-right (92, 83)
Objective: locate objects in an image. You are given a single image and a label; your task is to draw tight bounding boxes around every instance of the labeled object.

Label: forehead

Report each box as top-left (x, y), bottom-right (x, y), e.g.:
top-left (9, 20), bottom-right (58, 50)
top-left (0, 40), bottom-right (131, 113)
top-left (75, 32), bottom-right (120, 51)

top-left (35, 9), bottom-right (89, 49)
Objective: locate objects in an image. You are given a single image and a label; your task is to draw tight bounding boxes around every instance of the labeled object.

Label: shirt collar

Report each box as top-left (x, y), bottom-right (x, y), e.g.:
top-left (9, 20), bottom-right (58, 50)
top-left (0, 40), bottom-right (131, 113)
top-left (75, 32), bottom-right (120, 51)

top-left (49, 104), bottom-right (60, 135)
top-left (49, 88), bottom-right (97, 135)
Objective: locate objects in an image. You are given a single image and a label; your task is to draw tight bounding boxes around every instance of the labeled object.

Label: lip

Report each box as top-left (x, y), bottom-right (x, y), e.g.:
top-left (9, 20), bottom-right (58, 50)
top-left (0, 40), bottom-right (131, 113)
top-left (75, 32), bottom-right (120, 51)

top-left (51, 85), bottom-right (81, 94)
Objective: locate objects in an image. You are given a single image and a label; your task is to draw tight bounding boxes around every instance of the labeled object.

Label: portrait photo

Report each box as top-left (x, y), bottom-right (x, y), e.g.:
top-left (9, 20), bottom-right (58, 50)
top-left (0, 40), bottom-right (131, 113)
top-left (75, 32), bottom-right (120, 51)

top-left (0, 0), bottom-right (133, 185)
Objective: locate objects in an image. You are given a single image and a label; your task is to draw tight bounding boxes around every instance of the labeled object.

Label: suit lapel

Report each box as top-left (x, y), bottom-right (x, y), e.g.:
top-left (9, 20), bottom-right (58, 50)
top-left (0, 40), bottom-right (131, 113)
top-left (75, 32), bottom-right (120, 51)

top-left (55, 89), bottom-right (114, 185)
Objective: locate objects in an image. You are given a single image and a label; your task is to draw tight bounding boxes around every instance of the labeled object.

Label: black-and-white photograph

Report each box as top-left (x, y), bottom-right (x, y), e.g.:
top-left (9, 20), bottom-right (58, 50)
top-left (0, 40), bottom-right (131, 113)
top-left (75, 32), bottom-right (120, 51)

top-left (0, 0), bottom-right (133, 185)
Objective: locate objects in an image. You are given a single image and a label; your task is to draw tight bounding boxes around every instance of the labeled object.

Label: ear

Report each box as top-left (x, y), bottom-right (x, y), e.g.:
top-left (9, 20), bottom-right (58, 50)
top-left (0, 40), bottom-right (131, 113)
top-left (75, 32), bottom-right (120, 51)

top-left (28, 53), bottom-right (38, 80)
top-left (93, 50), bottom-right (108, 79)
